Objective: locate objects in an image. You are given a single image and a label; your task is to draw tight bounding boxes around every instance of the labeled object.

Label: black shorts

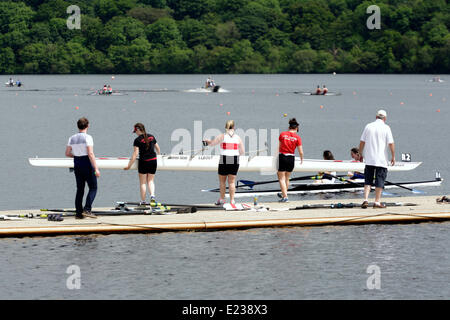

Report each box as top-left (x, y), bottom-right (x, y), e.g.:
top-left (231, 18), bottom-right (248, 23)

top-left (277, 154), bottom-right (295, 172)
top-left (218, 156), bottom-right (239, 176)
top-left (138, 159), bottom-right (157, 174)
top-left (364, 165), bottom-right (387, 188)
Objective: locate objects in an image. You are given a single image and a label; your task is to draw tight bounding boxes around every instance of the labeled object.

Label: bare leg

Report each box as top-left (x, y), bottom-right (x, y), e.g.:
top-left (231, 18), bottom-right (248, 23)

top-left (284, 172), bottom-right (291, 194)
top-left (363, 185), bottom-right (371, 201)
top-left (374, 187), bottom-right (382, 203)
top-left (228, 175), bottom-right (236, 203)
top-left (138, 173), bottom-right (147, 202)
top-left (218, 175), bottom-right (227, 200)
top-left (147, 174), bottom-right (155, 197)
top-left (278, 171), bottom-right (288, 198)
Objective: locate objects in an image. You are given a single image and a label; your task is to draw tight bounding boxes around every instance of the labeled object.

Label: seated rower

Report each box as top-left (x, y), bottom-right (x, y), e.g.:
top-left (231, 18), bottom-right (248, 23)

top-left (102, 84), bottom-right (107, 94)
top-left (107, 85), bottom-right (112, 94)
top-left (348, 147), bottom-right (364, 180)
top-left (322, 85), bottom-right (328, 95)
top-left (314, 150), bottom-right (336, 184)
top-left (315, 85), bottom-right (322, 95)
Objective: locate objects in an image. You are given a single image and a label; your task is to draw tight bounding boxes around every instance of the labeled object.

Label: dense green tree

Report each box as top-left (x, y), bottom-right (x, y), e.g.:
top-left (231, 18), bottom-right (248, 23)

top-left (1, 0), bottom-right (450, 74)
top-left (145, 17), bottom-right (183, 47)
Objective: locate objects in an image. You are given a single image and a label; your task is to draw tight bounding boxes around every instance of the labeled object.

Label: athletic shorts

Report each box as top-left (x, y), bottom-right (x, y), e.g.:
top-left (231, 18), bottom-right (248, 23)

top-left (277, 153), bottom-right (295, 172)
top-left (364, 165), bottom-right (387, 188)
top-left (218, 155), bottom-right (239, 176)
top-left (138, 159), bottom-right (157, 174)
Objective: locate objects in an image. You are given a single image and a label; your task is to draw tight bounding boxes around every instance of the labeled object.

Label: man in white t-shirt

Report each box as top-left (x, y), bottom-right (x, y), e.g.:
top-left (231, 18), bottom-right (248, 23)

top-left (359, 110), bottom-right (395, 209)
top-left (65, 117), bottom-right (100, 219)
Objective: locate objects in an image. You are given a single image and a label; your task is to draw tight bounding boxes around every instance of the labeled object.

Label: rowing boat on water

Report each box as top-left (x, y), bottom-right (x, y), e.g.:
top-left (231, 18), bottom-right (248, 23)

top-left (29, 155), bottom-right (421, 172)
top-left (204, 177), bottom-right (443, 198)
top-left (293, 91), bottom-right (342, 96)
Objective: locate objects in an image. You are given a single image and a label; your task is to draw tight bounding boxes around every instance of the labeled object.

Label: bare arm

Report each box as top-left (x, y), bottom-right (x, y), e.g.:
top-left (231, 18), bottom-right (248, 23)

top-left (87, 145), bottom-right (100, 177)
top-left (155, 143), bottom-right (161, 155)
top-left (359, 141), bottom-right (365, 162)
top-left (204, 133), bottom-right (224, 147)
top-left (238, 137), bottom-right (245, 155)
top-left (389, 143), bottom-right (395, 166)
top-left (297, 145), bottom-right (304, 164)
top-left (124, 146), bottom-right (139, 170)
top-left (65, 146), bottom-right (73, 158)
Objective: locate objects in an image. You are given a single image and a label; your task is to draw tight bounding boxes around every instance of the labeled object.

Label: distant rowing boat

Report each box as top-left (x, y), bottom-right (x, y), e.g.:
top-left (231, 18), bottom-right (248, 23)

top-left (293, 91), bottom-right (342, 96)
top-left (90, 90), bottom-right (127, 96)
top-left (184, 85), bottom-right (224, 93)
top-left (29, 155), bottom-right (421, 172)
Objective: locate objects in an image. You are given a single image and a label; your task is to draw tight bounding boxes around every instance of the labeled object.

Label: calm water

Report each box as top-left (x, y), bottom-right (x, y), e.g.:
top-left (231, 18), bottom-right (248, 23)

top-left (0, 74), bottom-right (449, 299)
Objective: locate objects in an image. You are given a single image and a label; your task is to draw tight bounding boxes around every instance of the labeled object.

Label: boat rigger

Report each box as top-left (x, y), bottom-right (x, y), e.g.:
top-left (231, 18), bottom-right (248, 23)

top-left (28, 155), bottom-right (421, 172)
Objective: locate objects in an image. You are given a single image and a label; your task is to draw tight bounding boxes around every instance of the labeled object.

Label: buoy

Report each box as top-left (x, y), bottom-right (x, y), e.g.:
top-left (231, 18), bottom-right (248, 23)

top-left (320, 105), bottom-right (324, 109)
top-left (429, 93), bottom-right (433, 97)
top-left (112, 76), bottom-right (115, 80)
top-left (333, 72), bottom-right (336, 75)
top-left (437, 109), bottom-right (441, 112)
top-left (283, 113), bottom-right (287, 117)
top-left (75, 106), bottom-right (79, 110)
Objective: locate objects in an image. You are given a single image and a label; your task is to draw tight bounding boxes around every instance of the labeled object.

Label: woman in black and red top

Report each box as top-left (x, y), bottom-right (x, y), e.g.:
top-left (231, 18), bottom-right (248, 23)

top-left (277, 118), bottom-right (304, 202)
top-left (124, 123), bottom-right (161, 204)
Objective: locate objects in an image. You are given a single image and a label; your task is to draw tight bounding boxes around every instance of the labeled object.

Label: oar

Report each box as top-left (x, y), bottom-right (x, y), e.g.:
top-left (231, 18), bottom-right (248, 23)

top-left (327, 173), bottom-right (423, 194)
top-left (237, 174), bottom-right (328, 189)
top-left (385, 180), bottom-right (425, 194)
top-left (204, 174), bottom-right (346, 192)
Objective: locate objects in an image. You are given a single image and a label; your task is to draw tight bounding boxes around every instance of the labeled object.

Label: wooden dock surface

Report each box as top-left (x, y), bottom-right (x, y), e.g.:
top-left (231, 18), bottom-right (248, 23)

top-left (1, 196), bottom-right (449, 237)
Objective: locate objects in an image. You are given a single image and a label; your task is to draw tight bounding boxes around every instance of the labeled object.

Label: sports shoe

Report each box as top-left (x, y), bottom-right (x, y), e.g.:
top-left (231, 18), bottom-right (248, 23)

top-left (150, 196), bottom-right (156, 203)
top-left (279, 197), bottom-right (289, 203)
top-left (139, 200), bottom-right (149, 206)
top-left (215, 198), bottom-right (225, 206)
top-left (75, 214), bottom-right (84, 219)
top-left (82, 211), bottom-right (97, 218)
top-left (373, 203), bottom-right (386, 209)
top-left (361, 201), bottom-right (369, 209)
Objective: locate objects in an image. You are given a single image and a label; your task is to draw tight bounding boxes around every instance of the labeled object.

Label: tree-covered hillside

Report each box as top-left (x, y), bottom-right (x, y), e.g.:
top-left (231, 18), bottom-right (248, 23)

top-left (1, 0), bottom-right (449, 74)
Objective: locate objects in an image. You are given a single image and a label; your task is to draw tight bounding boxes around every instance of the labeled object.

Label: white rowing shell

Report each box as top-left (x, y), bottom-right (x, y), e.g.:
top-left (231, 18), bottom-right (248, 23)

top-left (28, 155), bottom-right (421, 172)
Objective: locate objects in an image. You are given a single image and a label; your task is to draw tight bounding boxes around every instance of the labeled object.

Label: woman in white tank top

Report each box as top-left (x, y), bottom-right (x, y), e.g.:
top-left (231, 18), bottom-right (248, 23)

top-left (204, 120), bottom-right (244, 205)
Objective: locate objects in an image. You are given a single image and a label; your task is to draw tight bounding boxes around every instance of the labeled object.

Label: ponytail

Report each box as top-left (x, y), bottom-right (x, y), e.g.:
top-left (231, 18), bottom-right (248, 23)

top-left (134, 123), bottom-right (150, 150)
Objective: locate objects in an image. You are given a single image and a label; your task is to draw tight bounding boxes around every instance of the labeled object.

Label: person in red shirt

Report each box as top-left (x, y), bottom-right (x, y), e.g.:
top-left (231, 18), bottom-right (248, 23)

top-left (277, 118), bottom-right (304, 202)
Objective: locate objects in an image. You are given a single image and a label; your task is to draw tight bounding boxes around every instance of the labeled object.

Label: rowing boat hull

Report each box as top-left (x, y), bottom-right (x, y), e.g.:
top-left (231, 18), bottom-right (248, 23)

top-left (28, 155), bottom-right (421, 172)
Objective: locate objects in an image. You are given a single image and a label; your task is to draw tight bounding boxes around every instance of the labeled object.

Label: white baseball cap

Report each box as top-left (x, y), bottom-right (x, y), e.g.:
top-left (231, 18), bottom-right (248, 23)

top-left (377, 109), bottom-right (387, 118)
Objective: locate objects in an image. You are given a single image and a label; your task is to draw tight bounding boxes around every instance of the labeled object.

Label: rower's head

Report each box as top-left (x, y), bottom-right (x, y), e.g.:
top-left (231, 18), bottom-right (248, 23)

top-left (225, 120), bottom-right (235, 131)
top-left (133, 123), bottom-right (146, 135)
top-left (350, 147), bottom-right (360, 160)
top-left (288, 118), bottom-right (299, 131)
top-left (376, 109), bottom-right (387, 121)
top-left (77, 117), bottom-right (89, 131)
top-left (323, 150), bottom-right (334, 160)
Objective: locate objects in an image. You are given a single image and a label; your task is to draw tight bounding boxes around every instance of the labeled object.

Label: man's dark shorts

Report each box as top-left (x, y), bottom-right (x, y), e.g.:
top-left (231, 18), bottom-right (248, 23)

top-left (364, 165), bottom-right (387, 188)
